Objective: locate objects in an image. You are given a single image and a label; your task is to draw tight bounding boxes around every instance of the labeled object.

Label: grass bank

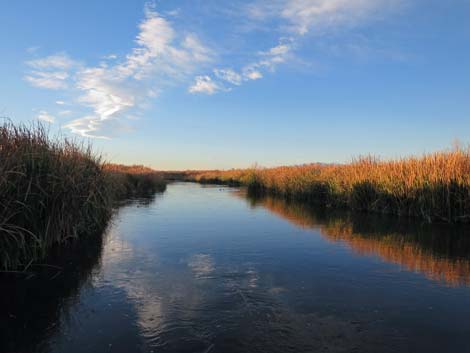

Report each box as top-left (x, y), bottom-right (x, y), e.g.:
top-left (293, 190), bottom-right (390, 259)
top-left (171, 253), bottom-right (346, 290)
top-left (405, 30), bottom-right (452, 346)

top-left (0, 122), bottom-right (165, 269)
top-left (104, 163), bottom-right (166, 198)
top-left (186, 149), bottom-right (470, 223)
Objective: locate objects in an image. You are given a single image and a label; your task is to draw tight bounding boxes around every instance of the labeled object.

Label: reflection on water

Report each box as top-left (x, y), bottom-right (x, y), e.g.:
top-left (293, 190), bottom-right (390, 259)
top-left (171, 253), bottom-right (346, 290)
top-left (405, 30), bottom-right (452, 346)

top-left (0, 197), bottom-right (155, 353)
top-left (0, 229), bottom-right (106, 353)
top-left (2, 183), bottom-right (470, 353)
top-left (241, 191), bottom-right (470, 287)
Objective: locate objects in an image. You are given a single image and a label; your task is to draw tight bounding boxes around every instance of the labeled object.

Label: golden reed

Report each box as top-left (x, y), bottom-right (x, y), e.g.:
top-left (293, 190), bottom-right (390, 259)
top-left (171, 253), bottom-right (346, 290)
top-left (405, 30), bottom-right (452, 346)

top-left (187, 148), bottom-right (470, 223)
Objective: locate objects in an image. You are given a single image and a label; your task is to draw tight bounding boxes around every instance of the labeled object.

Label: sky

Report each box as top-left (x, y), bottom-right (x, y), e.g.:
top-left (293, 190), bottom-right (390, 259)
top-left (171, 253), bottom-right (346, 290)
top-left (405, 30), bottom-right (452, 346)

top-left (0, 0), bottom-right (469, 170)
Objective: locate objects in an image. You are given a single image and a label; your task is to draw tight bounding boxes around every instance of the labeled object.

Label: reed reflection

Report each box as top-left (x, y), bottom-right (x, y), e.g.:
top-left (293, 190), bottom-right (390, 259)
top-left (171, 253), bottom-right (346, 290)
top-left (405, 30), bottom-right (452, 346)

top-left (0, 231), bottom-right (106, 353)
top-left (0, 194), bottom-right (159, 353)
top-left (241, 191), bottom-right (470, 287)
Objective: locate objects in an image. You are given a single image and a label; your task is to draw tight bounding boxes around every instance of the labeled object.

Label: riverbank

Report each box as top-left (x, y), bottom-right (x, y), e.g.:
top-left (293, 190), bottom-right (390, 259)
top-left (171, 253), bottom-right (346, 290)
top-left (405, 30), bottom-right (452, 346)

top-left (183, 149), bottom-right (470, 223)
top-left (0, 122), bottom-right (166, 269)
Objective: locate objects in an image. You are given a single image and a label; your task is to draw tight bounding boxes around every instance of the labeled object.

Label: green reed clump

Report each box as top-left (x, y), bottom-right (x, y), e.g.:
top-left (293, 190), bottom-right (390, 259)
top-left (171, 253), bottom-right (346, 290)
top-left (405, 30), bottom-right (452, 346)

top-left (0, 122), bottom-right (165, 269)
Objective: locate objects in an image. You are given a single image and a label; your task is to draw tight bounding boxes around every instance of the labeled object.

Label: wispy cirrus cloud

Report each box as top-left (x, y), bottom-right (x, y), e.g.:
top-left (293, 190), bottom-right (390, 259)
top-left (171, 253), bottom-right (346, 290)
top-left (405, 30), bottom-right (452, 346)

top-left (25, 53), bottom-right (78, 90)
top-left (25, 5), bottom-right (213, 138)
top-left (188, 75), bottom-right (221, 94)
top-left (25, 1), bottom-right (405, 135)
top-left (58, 110), bottom-right (72, 116)
top-left (25, 70), bottom-right (70, 90)
top-left (214, 68), bottom-right (242, 86)
top-left (189, 0), bottom-right (402, 95)
top-left (247, 0), bottom-right (402, 35)
top-left (189, 39), bottom-right (294, 94)
top-left (26, 52), bottom-right (78, 70)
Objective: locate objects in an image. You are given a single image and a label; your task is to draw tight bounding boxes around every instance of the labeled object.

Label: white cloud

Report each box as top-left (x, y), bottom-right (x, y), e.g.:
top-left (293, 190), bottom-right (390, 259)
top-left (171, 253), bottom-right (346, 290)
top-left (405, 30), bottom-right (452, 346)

top-left (280, 0), bottom-right (395, 35)
top-left (37, 110), bottom-right (55, 123)
top-left (64, 116), bottom-right (110, 139)
top-left (190, 39), bottom-right (293, 93)
top-left (69, 9), bottom-right (212, 136)
top-left (26, 7), bottom-right (213, 138)
top-left (103, 54), bottom-right (117, 60)
top-left (183, 34), bottom-right (212, 63)
top-left (248, 0), bottom-right (402, 35)
top-left (76, 67), bottom-right (136, 120)
top-left (26, 53), bottom-right (77, 70)
top-left (118, 9), bottom-right (212, 81)
top-left (188, 75), bottom-right (221, 94)
top-left (188, 0), bottom-right (401, 94)
top-left (243, 69), bottom-right (263, 80)
top-left (214, 68), bottom-right (242, 85)
top-left (25, 53), bottom-right (76, 90)
top-left (254, 40), bottom-right (294, 71)
top-left (58, 110), bottom-right (72, 116)
top-left (24, 71), bottom-right (69, 89)
top-left (25, 1), bottom-right (404, 133)
top-left (263, 43), bottom-right (291, 56)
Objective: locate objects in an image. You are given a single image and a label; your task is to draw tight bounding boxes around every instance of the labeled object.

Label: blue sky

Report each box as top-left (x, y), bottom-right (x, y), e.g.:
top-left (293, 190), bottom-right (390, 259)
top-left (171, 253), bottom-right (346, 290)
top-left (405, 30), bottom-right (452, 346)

top-left (0, 0), bottom-right (469, 169)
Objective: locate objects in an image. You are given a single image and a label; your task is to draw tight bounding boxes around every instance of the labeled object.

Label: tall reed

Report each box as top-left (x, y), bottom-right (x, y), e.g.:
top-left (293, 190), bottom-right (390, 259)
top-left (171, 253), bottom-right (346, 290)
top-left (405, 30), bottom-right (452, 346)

top-left (0, 122), bottom-right (165, 269)
top-left (104, 163), bottom-right (166, 198)
top-left (187, 149), bottom-right (470, 223)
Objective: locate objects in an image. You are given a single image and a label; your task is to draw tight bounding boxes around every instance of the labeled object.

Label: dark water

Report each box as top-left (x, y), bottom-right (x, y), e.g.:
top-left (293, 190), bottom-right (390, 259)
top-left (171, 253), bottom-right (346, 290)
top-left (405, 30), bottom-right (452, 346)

top-left (2, 182), bottom-right (470, 353)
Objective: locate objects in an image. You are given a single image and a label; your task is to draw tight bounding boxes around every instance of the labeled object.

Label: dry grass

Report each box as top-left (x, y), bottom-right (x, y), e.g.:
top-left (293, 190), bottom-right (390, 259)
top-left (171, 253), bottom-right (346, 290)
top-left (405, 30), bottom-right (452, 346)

top-left (188, 149), bottom-right (470, 222)
top-left (0, 122), bottom-right (165, 269)
top-left (104, 163), bottom-right (166, 198)
top-left (103, 163), bottom-right (157, 175)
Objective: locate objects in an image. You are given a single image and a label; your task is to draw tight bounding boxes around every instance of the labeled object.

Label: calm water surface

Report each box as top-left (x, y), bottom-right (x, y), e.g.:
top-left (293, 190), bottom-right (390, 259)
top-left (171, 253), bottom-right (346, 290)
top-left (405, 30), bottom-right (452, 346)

top-left (2, 182), bottom-right (470, 353)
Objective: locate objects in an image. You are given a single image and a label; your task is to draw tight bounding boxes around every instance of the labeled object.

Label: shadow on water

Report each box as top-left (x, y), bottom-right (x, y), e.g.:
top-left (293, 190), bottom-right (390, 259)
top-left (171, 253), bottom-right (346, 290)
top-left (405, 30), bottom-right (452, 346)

top-left (117, 191), bottom-right (165, 207)
top-left (0, 232), bottom-right (105, 353)
top-left (0, 196), bottom-right (157, 353)
top-left (240, 190), bottom-right (470, 287)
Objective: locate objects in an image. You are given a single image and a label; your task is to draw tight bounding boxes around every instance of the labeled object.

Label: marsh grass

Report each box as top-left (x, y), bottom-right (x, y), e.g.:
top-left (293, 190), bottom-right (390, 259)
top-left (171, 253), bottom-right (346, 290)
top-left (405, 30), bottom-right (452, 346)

top-left (0, 122), bottom-right (165, 269)
top-left (104, 163), bottom-right (166, 198)
top-left (187, 149), bottom-right (470, 223)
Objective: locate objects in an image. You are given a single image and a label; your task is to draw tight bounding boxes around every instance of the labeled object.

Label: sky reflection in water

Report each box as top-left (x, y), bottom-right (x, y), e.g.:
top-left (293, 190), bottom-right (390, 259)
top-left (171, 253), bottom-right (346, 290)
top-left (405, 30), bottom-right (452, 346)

top-left (2, 182), bottom-right (470, 353)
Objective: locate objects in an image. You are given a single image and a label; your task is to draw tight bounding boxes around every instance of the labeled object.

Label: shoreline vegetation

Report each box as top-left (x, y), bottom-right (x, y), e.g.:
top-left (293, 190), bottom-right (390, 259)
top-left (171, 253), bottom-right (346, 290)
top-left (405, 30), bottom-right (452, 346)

top-left (0, 122), bottom-right (166, 269)
top-left (182, 148), bottom-right (470, 224)
top-left (2, 120), bottom-right (469, 268)
top-left (242, 193), bottom-right (470, 287)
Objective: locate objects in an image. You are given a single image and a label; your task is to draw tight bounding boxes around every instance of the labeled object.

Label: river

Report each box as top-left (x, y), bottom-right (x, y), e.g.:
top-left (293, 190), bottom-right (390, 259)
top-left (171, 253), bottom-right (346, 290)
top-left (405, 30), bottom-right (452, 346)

top-left (2, 182), bottom-right (470, 353)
